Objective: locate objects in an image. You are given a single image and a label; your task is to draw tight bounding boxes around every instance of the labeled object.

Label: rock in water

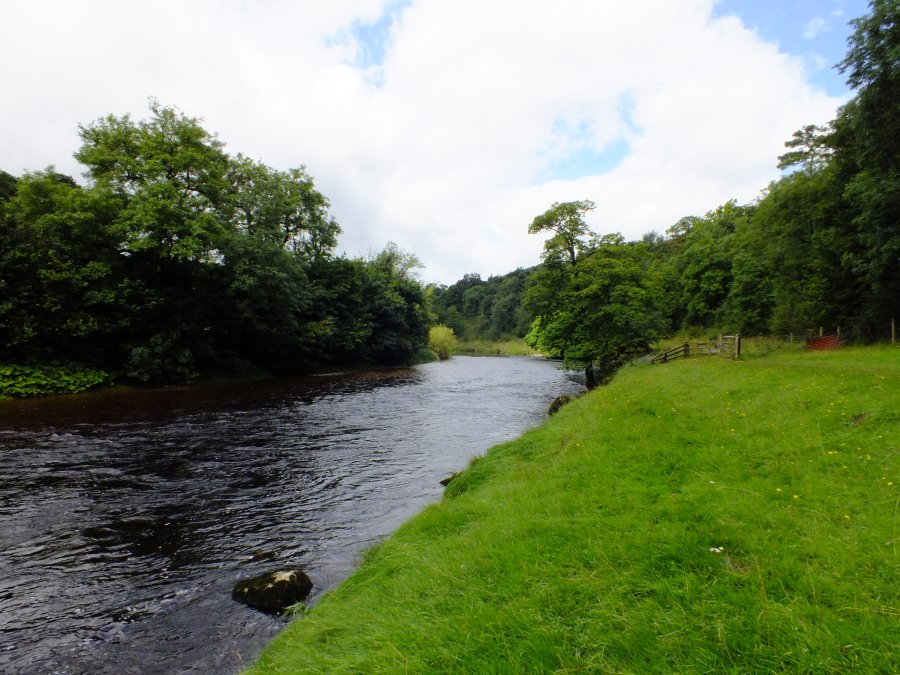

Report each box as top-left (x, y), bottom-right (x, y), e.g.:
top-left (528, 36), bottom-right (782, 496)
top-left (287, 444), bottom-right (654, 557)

top-left (232, 569), bottom-right (313, 614)
top-left (548, 395), bottom-right (573, 415)
top-left (440, 471), bottom-right (461, 487)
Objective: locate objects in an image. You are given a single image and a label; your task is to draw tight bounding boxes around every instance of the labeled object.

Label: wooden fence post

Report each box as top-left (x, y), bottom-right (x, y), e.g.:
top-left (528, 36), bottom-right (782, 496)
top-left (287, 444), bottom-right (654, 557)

top-left (735, 334), bottom-right (741, 358)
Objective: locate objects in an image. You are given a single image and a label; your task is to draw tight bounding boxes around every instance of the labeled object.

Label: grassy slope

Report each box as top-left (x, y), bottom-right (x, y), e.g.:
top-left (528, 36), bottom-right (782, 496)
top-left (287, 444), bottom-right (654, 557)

top-left (250, 347), bottom-right (899, 673)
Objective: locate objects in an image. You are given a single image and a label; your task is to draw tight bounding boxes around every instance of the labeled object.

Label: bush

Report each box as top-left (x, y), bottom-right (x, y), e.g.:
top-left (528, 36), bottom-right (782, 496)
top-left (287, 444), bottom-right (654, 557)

top-left (0, 363), bottom-right (111, 398)
top-left (410, 346), bottom-right (439, 364)
top-left (428, 325), bottom-right (458, 360)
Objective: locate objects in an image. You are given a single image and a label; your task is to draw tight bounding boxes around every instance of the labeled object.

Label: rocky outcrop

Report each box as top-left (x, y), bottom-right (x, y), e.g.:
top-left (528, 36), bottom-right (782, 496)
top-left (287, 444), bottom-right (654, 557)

top-left (232, 569), bottom-right (313, 614)
top-left (548, 395), bottom-right (573, 415)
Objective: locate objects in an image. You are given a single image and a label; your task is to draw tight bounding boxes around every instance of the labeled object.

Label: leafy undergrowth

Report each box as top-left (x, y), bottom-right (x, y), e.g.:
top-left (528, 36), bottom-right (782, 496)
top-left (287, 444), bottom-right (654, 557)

top-left (0, 363), bottom-right (111, 398)
top-left (249, 346), bottom-right (899, 674)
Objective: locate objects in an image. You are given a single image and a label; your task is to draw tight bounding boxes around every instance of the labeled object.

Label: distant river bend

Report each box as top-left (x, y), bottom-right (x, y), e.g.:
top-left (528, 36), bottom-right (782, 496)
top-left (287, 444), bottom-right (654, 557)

top-left (0, 355), bottom-right (583, 674)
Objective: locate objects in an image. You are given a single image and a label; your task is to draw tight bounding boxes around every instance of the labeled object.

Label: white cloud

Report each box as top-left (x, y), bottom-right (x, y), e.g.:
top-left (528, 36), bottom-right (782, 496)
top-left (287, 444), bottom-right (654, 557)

top-left (803, 16), bottom-right (828, 39)
top-left (0, 0), bottom-right (845, 283)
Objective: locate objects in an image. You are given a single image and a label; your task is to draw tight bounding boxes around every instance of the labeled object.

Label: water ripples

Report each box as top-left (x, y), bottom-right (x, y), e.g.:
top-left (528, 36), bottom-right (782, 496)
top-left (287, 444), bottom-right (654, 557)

top-left (0, 356), bottom-right (582, 673)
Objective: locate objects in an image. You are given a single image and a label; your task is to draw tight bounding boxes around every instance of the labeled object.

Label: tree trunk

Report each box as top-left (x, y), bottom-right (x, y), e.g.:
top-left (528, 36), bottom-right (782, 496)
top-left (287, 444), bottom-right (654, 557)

top-left (585, 363), bottom-right (597, 390)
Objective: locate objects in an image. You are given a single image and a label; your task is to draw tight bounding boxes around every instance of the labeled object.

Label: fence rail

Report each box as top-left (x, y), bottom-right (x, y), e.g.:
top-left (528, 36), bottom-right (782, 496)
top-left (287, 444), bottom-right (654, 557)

top-left (650, 343), bottom-right (690, 364)
top-left (651, 334), bottom-right (742, 365)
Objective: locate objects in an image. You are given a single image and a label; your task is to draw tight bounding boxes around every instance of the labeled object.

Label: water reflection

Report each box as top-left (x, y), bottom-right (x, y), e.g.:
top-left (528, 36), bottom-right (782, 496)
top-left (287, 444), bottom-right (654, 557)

top-left (0, 356), bottom-right (582, 673)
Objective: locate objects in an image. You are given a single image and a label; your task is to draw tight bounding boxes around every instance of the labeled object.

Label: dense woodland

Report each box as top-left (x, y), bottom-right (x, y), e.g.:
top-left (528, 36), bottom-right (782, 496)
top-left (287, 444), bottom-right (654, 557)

top-left (0, 103), bottom-right (431, 386)
top-left (432, 0), bottom-right (898, 386)
top-left (1, 1), bottom-right (896, 393)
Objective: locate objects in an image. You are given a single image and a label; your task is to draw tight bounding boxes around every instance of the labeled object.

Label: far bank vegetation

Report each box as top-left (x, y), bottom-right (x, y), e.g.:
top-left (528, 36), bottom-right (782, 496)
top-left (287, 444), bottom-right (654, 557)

top-left (427, 324), bottom-right (458, 360)
top-left (430, 1), bottom-right (898, 377)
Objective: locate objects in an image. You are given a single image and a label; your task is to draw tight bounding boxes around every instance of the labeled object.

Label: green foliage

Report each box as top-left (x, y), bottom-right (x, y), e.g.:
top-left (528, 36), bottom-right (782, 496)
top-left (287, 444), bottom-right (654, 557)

top-left (527, 199), bottom-right (597, 268)
top-left (0, 170), bottom-right (16, 201)
top-left (430, 268), bottom-right (534, 342)
top-left (838, 0), bottom-right (900, 174)
top-left (281, 602), bottom-right (310, 620)
top-left (227, 154), bottom-right (341, 260)
top-left (0, 363), bottom-right (110, 398)
top-left (0, 102), bottom-right (430, 387)
top-left (427, 324), bottom-right (458, 360)
top-left (777, 124), bottom-right (835, 173)
top-left (526, 207), bottom-right (664, 387)
top-left (409, 346), bottom-right (439, 364)
top-left (676, 202), bottom-right (740, 327)
top-left (629, 2), bottom-right (899, 341)
top-left (249, 347), bottom-right (900, 674)
top-left (831, 0), bottom-right (900, 335)
top-left (430, 33), bottom-right (899, 353)
top-left (436, 3), bottom-right (898, 365)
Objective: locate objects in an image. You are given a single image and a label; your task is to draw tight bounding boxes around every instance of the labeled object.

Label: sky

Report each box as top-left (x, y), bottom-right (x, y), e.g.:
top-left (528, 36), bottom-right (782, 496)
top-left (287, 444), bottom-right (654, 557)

top-left (0, 0), bottom-right (870, 284)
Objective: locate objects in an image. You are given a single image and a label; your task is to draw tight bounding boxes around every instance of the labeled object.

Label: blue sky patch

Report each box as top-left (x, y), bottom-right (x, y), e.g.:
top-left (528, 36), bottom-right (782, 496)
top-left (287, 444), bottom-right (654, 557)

top-left (711, 0), bottom-right (870, 96)
top-left (538, 137), bottom-right (631, 182)
top-left (536, 93), bottom-right (641, 183)
top-left (344, 0), bottom-right (411, 84)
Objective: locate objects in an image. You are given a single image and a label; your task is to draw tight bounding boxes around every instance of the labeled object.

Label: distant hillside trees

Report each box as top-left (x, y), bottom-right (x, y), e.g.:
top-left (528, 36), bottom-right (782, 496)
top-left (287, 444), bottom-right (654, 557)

top-left (430, 268), bottom-right (534, 341)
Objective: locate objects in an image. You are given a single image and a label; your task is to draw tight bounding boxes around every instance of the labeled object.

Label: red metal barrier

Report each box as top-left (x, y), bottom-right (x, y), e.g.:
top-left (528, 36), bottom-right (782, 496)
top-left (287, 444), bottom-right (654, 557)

top-left (806, 335), bottom-right (844, 350)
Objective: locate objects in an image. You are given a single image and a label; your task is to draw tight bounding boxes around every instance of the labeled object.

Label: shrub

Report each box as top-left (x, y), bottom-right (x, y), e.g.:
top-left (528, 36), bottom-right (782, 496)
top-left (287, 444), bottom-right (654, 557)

top-left (0, 364), bottom-right (111, 398)
top-left (428, 325), bottom-right (458, 360)
top-left (410, 346), bottom-right (439, 364)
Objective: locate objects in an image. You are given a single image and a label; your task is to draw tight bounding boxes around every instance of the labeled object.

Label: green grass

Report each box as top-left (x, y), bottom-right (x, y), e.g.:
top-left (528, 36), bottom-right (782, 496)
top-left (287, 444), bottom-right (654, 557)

top-left (249, 346), bottom-right (899, 673)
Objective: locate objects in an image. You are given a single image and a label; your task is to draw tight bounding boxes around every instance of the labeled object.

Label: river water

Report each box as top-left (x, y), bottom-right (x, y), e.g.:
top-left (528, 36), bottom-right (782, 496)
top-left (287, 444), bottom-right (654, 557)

top-left (0, 356), bottom-right (582, 674)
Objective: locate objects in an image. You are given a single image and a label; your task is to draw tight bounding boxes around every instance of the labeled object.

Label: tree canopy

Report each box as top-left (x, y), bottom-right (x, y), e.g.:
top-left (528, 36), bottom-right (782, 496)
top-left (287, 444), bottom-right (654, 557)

top-left (1, 103), bottom-right (431, 383)
top-left (525, 207), bottom-right (663, 389)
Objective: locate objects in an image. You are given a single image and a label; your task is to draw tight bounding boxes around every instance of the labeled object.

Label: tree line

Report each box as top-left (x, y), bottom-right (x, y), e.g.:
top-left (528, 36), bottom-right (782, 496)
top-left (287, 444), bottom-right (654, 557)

top-left (0, 102), bottom-right (431, 385)
top-left (2, 2), bottom-right (895, 392)
top-left (432, 0), bottom-right (898, 387)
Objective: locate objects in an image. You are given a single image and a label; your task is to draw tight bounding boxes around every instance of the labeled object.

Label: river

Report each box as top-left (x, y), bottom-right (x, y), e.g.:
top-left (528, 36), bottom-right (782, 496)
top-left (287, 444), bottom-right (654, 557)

top-left (0, 355), bottom-right (583, 674)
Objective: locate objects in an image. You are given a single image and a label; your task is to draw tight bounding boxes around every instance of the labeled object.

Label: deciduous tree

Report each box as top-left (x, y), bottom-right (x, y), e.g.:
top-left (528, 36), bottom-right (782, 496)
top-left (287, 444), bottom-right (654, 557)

top-left (526, 202), bottom-right (662, 389)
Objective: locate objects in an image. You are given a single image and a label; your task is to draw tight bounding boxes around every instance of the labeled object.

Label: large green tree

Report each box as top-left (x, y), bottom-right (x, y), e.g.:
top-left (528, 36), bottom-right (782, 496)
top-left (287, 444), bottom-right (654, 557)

top-left (525, 202), bottom-right (662, 388)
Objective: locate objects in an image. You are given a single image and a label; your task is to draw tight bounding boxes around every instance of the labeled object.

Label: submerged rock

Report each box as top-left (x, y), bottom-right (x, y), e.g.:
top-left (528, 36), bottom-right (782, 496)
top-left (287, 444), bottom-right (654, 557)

top-left (232, 569), bottom-right (313, 614)
top-left (548, 395), bottom-right (573, 415)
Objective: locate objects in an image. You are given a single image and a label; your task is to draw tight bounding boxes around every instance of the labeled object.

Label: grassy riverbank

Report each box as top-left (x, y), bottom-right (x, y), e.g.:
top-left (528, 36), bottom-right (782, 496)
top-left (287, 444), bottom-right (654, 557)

top-left (250, 346), bottom-right (899, 673)
top-left (456, 337), bottom-right (537, 356)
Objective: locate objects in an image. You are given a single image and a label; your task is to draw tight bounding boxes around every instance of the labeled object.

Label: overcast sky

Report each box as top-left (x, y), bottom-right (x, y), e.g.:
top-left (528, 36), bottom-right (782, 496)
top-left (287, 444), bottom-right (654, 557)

top-left (0, 0), bottom-right (868, 284)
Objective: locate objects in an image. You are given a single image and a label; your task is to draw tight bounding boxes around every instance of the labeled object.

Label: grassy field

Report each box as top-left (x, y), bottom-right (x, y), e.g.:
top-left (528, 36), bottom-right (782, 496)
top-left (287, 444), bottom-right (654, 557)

top-left (249, 346), bottom-right (899, 673)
